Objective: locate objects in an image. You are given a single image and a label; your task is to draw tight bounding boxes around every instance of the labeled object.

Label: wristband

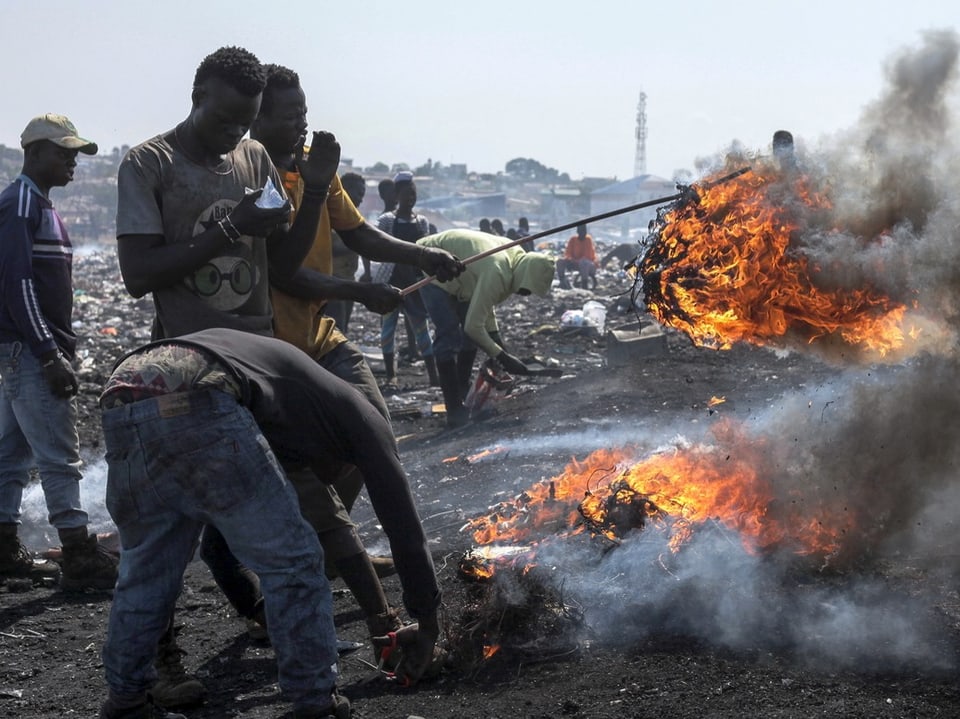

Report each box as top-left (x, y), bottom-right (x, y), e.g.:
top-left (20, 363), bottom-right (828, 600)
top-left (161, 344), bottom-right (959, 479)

top-left (218, 217), bottom-right (241, 243)
top-left (302, 185), bottom-right (329, 201)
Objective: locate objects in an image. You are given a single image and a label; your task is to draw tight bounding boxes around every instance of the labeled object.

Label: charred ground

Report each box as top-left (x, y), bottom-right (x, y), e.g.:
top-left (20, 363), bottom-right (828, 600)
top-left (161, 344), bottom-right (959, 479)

top-left (1, 252), bottom-right (959, 719)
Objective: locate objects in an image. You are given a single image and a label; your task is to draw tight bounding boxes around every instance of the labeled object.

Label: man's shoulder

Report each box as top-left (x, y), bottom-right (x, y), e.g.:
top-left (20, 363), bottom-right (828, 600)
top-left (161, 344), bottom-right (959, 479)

top-left (234, 137), bottom-right (272, 162)
top-left (0, 177), bottom-right (43, 215)
top-left (121, 133), bottom-right (176, 175)
top-left (0, 178), bottom-right (23, 204)
top-left (127, 131), bottom-right (174, 157)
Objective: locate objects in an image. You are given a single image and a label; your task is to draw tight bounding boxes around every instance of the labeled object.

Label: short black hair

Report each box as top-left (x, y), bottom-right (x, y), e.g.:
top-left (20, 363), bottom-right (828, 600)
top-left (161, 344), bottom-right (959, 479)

top-left (194, 46), bottom-right (266, 97)
top-left (261, 63), bottom-right (301, 115)
top-left (342, 171), bottom-right (364, 189)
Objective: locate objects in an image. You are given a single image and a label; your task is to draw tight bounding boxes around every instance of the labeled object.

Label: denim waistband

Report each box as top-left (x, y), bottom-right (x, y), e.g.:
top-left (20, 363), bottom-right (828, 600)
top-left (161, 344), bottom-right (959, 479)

top-left (101, 388), bottom-right (241, 431)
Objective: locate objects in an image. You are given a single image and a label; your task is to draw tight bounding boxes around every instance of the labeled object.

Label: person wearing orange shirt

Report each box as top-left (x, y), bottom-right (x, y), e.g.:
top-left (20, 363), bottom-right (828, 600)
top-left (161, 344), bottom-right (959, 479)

top-left (557, 223), bottom-right (598, 289)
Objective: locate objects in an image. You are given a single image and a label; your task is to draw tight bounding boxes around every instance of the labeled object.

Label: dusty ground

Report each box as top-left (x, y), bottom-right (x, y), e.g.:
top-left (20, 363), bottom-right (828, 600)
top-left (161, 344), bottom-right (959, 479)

top-left (2, 252), bottom-right (960, 718)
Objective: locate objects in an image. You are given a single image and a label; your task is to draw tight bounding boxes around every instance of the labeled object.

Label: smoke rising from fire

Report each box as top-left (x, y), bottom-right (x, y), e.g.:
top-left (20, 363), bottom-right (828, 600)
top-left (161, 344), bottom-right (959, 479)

top-left (813, 29), bottom-right (960, 344)
top-left (19, 456), bottom-right (114, 550)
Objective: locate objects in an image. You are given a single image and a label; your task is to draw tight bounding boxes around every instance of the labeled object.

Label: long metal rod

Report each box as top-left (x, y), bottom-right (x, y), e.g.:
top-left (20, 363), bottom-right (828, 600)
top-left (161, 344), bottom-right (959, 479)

top-left (399, 166), bottom-right (751, 296)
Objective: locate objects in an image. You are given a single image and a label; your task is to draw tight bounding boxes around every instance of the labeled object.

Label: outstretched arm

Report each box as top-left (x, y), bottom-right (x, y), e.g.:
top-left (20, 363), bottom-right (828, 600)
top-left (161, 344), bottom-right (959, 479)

top-left (339, 222), bottom-right (464, 282)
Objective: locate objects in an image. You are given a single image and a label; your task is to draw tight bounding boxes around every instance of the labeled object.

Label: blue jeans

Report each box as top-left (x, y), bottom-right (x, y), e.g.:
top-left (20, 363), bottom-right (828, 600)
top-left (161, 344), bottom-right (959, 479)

top-left (0, 341), bottom-right (86, 528)
top-left (100, 390), bottom-right (338, 709)
top-left (420, 283), bottom-right (475, 363)
top-left (380, 290), bottom-right (434, 357)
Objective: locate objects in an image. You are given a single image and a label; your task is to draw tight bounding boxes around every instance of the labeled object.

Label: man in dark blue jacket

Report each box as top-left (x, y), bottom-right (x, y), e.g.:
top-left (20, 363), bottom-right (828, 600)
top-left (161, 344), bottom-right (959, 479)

top-left (0, 114), bottom-right (118, 590)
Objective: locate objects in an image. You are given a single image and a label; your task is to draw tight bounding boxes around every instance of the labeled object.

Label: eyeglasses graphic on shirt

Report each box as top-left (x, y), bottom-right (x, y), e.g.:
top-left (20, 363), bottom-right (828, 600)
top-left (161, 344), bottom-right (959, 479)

top-left (192, 259), bottom-right (254, 297)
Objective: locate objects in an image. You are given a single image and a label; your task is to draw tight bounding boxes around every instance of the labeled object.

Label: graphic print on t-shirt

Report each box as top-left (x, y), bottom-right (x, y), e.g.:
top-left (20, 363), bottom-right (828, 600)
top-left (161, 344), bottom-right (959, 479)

top-left (186, 200), bottom-right (260, 312)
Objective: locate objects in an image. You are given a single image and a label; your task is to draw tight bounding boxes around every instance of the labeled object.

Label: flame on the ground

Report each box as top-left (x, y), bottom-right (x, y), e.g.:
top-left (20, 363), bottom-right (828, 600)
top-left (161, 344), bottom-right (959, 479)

top-left (464, 424), bottom-right (855, 579)
top-left (482, 644), bottom-right (501, 660)
top-left (636, 164), bottom-right (908, 357)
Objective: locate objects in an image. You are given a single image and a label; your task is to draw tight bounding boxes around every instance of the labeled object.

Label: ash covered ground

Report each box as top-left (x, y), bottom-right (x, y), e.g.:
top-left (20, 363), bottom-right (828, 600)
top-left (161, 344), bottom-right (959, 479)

top-left (2, 251), bottom-right (960, 719)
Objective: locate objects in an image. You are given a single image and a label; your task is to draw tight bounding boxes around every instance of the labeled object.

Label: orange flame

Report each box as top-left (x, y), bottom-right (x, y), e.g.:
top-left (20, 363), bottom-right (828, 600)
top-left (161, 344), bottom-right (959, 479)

top-left (466, 425), bottom-right (855, 567)
top-left (482, 644), bottom-right (501, 660)
top-left (639, 165), bottom-right (906, 357)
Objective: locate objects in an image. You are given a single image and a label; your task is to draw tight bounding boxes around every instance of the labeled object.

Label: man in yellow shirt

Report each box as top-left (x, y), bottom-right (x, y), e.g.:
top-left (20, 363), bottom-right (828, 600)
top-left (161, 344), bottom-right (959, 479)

top-left (198, 62), bottom-right (462, 657)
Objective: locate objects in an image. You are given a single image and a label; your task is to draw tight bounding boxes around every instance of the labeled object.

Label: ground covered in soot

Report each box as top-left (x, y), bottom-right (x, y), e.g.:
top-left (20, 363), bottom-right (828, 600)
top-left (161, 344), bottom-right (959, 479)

top-left (2, 252), bottom-right (960, 719)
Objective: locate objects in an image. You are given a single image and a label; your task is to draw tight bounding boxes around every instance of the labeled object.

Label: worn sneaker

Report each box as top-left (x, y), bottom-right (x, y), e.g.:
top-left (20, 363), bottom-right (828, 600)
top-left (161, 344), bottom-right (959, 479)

top-left (293, 692), bottom-right (351, 719)
top-left (59, 532), bottom-right (118, 591)
top-left (0, 537), bottom-right (61, 583)
top-left (99, 697), bottom-right (187, 718)
top-left (148, 639), bottom-right (206, 708)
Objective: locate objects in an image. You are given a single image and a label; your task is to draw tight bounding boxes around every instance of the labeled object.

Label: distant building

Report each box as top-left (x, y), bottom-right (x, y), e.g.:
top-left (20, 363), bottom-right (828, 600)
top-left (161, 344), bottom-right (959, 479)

top-left (418, 192), bottom-right (506, 223)
top-left (590, 174), bottom-right (676, 238)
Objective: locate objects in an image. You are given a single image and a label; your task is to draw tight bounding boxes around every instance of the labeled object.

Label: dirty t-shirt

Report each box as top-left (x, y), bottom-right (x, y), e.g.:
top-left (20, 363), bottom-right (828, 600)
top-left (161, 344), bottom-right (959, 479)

top-left (116, 132), bottom-right (286, 339)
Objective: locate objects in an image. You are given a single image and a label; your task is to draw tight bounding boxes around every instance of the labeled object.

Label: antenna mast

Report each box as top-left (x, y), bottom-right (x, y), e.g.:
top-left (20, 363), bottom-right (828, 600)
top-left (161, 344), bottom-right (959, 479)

top-left (634, 91), bottom-right (647, 177)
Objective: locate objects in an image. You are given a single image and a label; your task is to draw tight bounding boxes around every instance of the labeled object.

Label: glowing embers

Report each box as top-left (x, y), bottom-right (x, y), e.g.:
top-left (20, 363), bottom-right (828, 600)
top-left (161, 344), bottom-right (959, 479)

top-left (635, 165), bottom-right (906, 357)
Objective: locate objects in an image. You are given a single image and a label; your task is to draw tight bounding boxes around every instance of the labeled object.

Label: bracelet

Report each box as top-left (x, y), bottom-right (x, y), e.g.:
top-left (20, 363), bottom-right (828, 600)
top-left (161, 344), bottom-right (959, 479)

top-left (218, 217), bottom-right (242, 243)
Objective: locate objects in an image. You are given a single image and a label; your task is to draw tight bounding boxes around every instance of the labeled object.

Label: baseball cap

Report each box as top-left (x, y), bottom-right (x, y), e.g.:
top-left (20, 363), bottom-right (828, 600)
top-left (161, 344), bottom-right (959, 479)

top-left (392, 170), bottom-right (414, 184)
top-left (20, 114), bottom-right (98, 155)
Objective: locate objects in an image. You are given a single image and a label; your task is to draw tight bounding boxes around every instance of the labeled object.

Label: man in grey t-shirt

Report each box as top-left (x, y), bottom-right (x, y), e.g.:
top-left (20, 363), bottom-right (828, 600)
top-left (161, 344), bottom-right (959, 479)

top-left (115, 45), bottom-right (340, 341)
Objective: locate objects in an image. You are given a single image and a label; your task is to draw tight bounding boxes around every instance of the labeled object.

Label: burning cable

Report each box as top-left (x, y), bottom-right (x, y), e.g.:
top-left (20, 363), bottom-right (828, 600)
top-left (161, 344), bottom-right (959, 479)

top-left (627, 164), bottom-right (908, 358)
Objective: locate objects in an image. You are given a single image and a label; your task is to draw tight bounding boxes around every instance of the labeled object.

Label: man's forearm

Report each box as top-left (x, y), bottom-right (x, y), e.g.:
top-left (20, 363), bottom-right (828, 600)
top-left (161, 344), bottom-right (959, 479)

top-left (271, 266), bottom-right (369, 303)
top-left (339, 221), bottom-right (424, 266)
top-left (118, 227), bottom-right (237, 298)
top-left (269, 188), bottom-right (327, 278)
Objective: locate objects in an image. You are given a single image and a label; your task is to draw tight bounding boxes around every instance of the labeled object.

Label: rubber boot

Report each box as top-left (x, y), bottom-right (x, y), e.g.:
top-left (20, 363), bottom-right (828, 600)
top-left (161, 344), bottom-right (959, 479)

top-left (456, 348), bottom-right (477, 402)
top-left (424, 355), bottom-right (440, 387)
top-left (382, 351), bottom-right (398, 394)
top-left (436, 359), bottom-right (469, 427)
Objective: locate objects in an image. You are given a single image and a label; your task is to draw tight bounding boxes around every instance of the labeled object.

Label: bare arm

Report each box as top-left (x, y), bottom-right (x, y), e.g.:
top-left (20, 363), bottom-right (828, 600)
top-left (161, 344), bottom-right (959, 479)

top-left (271, 266), bottom-right (401, 314)
top-left (268, 131), bottom-right (343, 278)
top-left (117, 189), bottom-right (292, 298)
top-left (339, 221), bottom-right (464, 282)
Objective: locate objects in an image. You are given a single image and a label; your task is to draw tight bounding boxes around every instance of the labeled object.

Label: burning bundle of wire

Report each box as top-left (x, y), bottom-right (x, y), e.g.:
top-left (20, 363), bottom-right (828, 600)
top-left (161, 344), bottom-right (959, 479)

top-left (628, 164), bottom-right (908, 359)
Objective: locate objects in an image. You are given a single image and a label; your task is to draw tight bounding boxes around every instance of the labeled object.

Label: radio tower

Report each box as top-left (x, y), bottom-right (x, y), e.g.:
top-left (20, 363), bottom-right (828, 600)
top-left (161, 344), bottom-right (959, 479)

top-left (633, 91), bottom-right (647, 177)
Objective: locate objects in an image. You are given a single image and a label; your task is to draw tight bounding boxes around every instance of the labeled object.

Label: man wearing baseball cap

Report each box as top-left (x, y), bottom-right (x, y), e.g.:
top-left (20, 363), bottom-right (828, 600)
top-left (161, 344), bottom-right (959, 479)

top-left (20, 113), bottom-right (99, 155)
top-left (0, 113), bottom-right (118, 592)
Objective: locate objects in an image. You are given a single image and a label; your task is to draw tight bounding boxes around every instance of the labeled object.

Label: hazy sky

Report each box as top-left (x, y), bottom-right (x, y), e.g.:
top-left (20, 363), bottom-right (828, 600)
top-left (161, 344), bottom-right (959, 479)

top-left (2, 0), bottom-right (956, 180)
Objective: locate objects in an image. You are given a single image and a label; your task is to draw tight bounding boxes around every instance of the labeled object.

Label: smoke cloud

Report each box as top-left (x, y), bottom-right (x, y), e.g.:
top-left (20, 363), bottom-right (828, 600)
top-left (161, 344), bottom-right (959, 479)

top-left (480, 31), bottom-right (960, 673)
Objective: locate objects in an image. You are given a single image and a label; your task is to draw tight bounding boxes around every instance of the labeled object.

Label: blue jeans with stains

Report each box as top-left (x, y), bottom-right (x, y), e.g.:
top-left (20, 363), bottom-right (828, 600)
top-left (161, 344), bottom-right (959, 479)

top-left (0, 341), bottom-right (86, 528)
top-left (100, 389), bottom-right (338, 711)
